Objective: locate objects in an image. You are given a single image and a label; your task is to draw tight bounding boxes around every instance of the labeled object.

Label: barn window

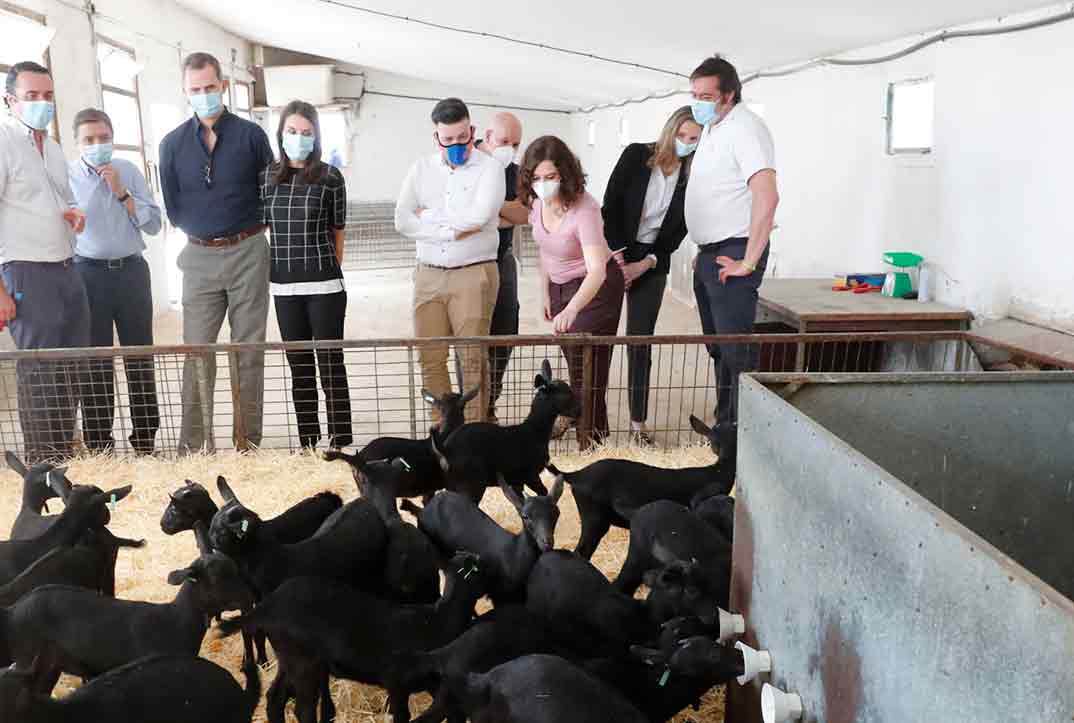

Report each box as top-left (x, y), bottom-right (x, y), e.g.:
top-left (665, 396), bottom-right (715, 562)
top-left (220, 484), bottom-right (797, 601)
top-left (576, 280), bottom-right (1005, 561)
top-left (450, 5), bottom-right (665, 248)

top-left (886, 77), bottom-right (935, 155)
top-left (97, 37), bottom-right (147, 174)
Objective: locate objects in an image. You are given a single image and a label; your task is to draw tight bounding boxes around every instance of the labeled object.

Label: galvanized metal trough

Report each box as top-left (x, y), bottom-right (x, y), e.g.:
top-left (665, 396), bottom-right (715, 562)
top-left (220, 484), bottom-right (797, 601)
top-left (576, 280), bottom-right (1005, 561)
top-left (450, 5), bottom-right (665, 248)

top-left (725, 371), bottom-right (1074, 723)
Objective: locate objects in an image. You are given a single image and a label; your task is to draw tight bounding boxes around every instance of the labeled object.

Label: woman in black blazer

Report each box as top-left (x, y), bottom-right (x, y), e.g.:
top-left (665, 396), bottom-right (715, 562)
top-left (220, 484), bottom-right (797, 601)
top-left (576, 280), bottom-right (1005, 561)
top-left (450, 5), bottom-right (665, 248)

top-left (602, 106), bottom-right (701, 444)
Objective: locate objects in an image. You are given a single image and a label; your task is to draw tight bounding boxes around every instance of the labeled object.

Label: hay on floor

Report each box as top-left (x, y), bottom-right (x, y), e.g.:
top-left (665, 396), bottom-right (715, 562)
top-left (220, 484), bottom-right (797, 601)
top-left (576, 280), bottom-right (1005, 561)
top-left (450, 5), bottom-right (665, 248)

top-left (0, 444), bottom-right (726, 723)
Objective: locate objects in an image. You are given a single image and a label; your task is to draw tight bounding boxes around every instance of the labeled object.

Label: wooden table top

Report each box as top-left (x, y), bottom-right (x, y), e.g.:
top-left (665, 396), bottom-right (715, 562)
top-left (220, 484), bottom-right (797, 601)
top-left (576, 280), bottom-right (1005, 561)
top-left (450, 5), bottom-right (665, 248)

top-left (758, 278), bottom-right (974, 324)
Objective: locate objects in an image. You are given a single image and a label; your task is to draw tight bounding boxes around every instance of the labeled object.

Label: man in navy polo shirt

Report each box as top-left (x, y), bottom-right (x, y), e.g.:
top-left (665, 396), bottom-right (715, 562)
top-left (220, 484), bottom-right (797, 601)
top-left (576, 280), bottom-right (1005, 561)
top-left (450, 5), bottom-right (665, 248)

top-left (159, 52), bottom-right (273, 454)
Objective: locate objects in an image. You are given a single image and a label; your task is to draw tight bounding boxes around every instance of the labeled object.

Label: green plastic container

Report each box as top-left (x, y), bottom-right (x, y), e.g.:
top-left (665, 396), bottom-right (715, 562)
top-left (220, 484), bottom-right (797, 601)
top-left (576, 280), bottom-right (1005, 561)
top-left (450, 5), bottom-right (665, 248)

top-left (882, 252), bottom-right (924, 298)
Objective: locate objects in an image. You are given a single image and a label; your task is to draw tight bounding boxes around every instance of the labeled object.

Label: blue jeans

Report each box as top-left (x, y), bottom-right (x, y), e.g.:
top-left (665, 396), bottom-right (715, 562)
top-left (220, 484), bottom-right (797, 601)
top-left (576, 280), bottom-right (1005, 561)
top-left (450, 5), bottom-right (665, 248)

top-left (692, 238), bottom-right (768, 429)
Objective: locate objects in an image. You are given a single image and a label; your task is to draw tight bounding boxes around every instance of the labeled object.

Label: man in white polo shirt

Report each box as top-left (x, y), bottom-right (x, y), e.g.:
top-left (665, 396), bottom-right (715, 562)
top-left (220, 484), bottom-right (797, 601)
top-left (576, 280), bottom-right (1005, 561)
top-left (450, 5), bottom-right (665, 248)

top-left (395, 97), bottom-right (505, 423)
top-left (685, 55), bottom-right (779, 438)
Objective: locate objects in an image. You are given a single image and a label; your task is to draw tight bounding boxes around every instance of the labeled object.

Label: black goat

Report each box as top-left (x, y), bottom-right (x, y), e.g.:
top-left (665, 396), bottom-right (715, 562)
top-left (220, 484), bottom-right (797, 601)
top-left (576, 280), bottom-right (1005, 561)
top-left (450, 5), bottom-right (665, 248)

top-left (429, 359), bottom-right (580, 501)
top-left (346, 457), bottom-right (440, 603)
top-left (615, 500), bottom-right (732, 609)
top-left (585, 636), bottom-right (745, 722)
top-left (3, 553), bottom-right (257, 692)
top-left (451, 654), bottom-right (648, 723)
top-left (327, 357), bottom-right (478, 501)
top-left (217, 551), bottom-right (487, 723)
top-left (161, 478), bottom-right (343, 554)
top-left (208, 476), bottom-right (387, 596)
top-left (407, 605), bottom-right (578, 723)
top-left (401, 475), bottom-right (563, 601)
top-left (6, 452), bottom-right (72, 540)
top-left (691, 493), bottom-right (734, 543)
top-left (0, 543), bottom-right (112, 608)
top-left (0, 484), bottom-right (131, 587)
top-left (548, 414), bottom-right (736, 560)
top-left (0, 654), bottom-right (261, 723)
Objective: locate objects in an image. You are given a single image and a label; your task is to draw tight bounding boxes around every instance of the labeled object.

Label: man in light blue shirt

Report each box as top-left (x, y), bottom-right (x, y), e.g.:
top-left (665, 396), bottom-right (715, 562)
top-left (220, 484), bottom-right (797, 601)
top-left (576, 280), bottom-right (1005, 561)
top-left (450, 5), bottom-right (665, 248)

top-left (68, 107), bottom-right (161, 454)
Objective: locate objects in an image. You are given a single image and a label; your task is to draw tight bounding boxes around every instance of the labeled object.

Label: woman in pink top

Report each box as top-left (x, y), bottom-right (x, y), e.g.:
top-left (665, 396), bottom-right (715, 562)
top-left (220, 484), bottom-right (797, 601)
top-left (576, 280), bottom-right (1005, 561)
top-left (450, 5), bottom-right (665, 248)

top-left (519, 136), bottom-right (625, 444)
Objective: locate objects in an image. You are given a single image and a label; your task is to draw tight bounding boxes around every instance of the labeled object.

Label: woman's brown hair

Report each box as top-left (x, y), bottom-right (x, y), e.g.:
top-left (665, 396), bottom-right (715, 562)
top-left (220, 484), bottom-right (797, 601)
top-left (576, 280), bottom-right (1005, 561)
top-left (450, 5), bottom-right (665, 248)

top-left (270, 100), bottom-right (328, 185)
top-left (518, 135), bottom-right (587, 210)
top-left (649, 105), bottom-right (698, 178)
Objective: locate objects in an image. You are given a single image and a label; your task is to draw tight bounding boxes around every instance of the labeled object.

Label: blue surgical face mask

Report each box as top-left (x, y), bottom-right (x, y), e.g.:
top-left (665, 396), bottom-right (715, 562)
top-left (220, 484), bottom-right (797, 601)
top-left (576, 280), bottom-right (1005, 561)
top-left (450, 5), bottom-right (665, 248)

top-left (283, 133), bottom-right (316, 161)
top-left (17, 100), bottom-right (54, 131)
top-left (82, 143), bottom-right (114, 167)
top-left (445, 143), bottom-right (469, 166)
top-left (189, 91), bottom-right (223, 118)
top-left (675, 139), bottom-right (699, 158)
top-left (691, 100), bottom-right (718, 126)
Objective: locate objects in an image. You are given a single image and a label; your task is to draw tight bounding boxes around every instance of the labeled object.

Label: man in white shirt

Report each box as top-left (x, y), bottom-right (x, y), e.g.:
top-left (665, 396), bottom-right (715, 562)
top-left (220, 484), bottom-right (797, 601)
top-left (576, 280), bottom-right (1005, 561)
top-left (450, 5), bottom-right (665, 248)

top-left (395, 97), bottom-right (505, 423)
top-left (0, 61), bottom-right (90, 461)
top-left (685, 55), bottom-right (779, 440)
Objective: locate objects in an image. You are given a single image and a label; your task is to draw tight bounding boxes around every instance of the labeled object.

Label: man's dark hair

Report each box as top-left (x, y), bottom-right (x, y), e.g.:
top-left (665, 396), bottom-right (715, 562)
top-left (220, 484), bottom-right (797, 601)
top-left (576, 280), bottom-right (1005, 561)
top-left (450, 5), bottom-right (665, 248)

top-left (690, 55), bottom-right (743, 104)
top-left (431, 97), bottom-right (470, 125)
top-left (5, 61), bottom-right (51, 97)
top-left (72, 108), bottom-right (114, 137)
top-left (181, 52), bottom-right (223, 81)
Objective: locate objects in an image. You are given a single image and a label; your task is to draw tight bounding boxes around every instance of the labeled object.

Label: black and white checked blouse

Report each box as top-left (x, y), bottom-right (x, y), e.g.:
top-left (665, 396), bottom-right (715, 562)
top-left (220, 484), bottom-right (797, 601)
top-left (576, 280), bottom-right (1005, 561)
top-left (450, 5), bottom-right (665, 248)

top-left (259, 164), bottom-right (346, 287)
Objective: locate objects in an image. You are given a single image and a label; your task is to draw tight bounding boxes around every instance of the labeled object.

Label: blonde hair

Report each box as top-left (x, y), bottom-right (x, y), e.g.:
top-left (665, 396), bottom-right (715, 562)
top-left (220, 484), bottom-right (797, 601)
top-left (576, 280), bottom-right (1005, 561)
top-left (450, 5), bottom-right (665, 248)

top-left (649, 105), bottom-right (698, 177)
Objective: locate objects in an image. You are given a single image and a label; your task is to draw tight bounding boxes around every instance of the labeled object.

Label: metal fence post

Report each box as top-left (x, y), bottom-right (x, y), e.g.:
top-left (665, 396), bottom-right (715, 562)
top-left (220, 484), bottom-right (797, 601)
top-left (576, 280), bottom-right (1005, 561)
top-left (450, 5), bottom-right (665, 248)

top-left (578, 339), bottom-right (595, 451)
top-left (227, 350), bottom-right (248, 451)
top-left (407, 345), bottom-right (418, 439)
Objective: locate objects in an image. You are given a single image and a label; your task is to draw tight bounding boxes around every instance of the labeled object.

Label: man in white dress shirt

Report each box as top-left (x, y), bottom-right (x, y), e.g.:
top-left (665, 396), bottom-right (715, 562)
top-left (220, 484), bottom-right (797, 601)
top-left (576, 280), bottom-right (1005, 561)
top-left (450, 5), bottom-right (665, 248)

top-left (685, 54), bottom-right (779, 443)
top-left (395, 97), bottom-right (505, 423)
top-left (0, 61), bottom-right (89, 461)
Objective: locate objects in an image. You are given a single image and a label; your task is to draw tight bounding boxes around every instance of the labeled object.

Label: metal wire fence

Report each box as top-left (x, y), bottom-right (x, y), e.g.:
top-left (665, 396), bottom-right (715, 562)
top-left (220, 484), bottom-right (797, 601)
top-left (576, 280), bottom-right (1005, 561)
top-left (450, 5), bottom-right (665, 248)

top-left (0, 330), bottom-right (1062, 462)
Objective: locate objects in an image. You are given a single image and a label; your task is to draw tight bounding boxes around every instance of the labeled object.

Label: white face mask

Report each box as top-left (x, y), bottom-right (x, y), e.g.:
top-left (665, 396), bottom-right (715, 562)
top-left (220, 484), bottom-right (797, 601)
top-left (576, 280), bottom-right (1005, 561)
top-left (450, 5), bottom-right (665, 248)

top-left (533, 180), bottom-right (560, 202)
top-left (491, 145), bottom-right (516, 167)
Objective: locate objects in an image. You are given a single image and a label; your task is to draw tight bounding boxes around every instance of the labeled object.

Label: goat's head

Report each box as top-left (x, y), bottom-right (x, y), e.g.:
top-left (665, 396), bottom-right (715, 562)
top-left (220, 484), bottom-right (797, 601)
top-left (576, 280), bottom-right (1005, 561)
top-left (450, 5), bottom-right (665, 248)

top-left (161, 479), bottom-right (216, 535)
top-left (61, 483), bottom-right (133, 531)
top-left (445, 550), bottom-right (488, 593)
top-left (630, 635), bottom-right (745, 684)
top-left (7, 451), bottom-right (71, 510)
top-left (691, 494), bottom-right (735, 540)
top-left (689, 415), bottom-right (738, 466)
top-left (423, 355), bottom-right (480, 435)
top-left (658, 616), bottom-right (715, 654)
top-left (354, 457), bottom-right (409, 505)
top-left (167, 552), bottom-right (258, 615)
top-left (498, 473), bottom-right (564, 553)
top-left (643, 560), bottom-right (719, 626)
top-left (533, 359), bottom-right (582, 419)
top-left (208, 476), bottom-right (263, 554)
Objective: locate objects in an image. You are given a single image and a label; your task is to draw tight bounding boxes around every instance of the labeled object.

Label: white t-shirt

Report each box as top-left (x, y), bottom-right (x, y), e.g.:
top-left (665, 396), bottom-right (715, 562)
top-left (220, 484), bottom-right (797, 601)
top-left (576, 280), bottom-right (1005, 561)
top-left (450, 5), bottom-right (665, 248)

top-left (684, 104), bottom-right (776, 245)
top-left (637, 165), bottom-right (680, 245)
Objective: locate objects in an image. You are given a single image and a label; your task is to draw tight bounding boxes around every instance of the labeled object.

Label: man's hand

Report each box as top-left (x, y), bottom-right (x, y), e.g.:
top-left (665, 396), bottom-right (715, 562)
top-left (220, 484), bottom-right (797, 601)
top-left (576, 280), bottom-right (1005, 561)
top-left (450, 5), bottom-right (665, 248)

top-left (98, 164), bottom-right (125, 198)
top-left (63, 208), bottom-right (87, 234)
top-left (415, 206), bottom-right (426, 217)
top-left (0, 290), bottom-right (16, 323)
top-left (553, 306), bottom-right (578, 334)
top-left (621, 260), bottom-right (652, 287)
top-left (715, 256), bottom-right (753, 284)
top-left (455, 228), bottom-right (481, 241)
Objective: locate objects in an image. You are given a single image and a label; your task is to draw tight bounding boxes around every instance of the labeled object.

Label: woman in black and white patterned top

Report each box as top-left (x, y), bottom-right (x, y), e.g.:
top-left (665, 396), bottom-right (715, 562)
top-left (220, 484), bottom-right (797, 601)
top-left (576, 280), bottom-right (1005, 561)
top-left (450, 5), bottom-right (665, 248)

top-left (260, 100), bottom-right (352, 450)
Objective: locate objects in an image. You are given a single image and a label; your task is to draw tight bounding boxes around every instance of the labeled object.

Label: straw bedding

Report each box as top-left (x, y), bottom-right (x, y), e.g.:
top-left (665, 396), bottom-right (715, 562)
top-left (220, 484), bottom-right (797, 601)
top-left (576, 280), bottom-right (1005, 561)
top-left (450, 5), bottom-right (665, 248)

top-left (0, 444), bottom-right (726, 723)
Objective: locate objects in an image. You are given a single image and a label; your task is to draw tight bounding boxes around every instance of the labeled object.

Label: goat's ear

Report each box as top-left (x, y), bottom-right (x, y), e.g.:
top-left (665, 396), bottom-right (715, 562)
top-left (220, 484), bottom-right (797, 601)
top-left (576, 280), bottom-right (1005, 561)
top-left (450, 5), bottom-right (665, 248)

top-left (166, 564), bottom-right (198, 586)
top-left (96, 485), bottom-right (132, 506)
top-left (630, 645), bottom-right (666, 667)
top-left (4, 452), bottom-right (26, 478)
top-left (548, 474), bottom-right (565, 504)
top-left (461, 384), bottom-right (481, 404)
top-left (49, 470), bottom-right (73, 501)
top-left (541, 359), bottom-right (553, 382)
top-left (217, 476), bottom-right (239, 504)
top-left (421, 389), bottom-right (437, 406)
top-left (497, 476), bottom-right (525, 515)
top-left (689, 414), bottom-right (712, 438)
top-left (533, 373), bottom-right (545, 389)
top-left (454, 355), bottom-right (466, 393)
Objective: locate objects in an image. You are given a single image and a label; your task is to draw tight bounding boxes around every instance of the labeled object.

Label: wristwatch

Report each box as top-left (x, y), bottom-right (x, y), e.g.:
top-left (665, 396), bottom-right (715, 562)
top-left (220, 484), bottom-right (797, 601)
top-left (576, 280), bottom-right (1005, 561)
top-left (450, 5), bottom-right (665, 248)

top-left (117, 190), bottom-right (131, 203)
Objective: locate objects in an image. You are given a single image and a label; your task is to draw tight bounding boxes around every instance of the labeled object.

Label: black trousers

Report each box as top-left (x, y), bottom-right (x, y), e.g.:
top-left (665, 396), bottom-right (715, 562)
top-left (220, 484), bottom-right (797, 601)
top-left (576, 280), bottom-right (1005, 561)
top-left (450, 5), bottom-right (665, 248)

top-left (76, 256), bottom-right (159, 455)
top-left (1, 261), bottom-right (90, 462)
top-left (487, 252), bottom-right (519, 417)
top-left (274, 291), bottom-right (353, 449)
top-left (625, 270), bottom-right (667, 422)
top-left (692, 238), bottom-right (769, 429)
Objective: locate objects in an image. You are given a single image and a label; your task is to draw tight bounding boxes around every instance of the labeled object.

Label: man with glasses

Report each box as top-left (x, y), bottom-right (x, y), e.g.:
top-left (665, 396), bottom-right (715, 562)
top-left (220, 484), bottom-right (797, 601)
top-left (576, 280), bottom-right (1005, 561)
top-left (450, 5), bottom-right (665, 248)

top-left (0, 61), bottom-right (89, 461)
top-left (159, 52), bottom-right (273, 454)
top-left (68, 108), bottom-right (161, 455)
top-left (394, 97), bottom-right (505, 423)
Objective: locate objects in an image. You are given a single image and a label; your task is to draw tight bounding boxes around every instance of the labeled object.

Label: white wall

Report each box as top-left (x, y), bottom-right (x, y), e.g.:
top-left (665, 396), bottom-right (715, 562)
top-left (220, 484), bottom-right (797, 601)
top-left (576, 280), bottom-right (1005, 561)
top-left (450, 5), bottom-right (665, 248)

top-left (7, 0), bottom-right (254, 316)
top-left (571, 5), bottom-right (1074, 331)
top-left (347, 69), bottom-right (574, 202)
